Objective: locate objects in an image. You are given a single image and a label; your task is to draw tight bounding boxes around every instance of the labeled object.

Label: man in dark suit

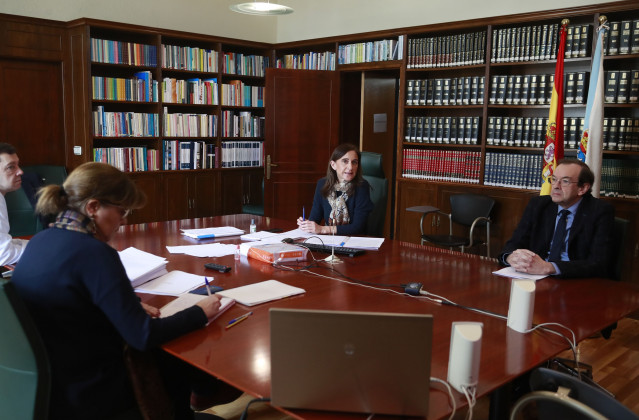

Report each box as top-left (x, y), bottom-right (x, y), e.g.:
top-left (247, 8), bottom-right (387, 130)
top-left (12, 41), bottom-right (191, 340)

top-left (499, 159), bottom-right (614, 279)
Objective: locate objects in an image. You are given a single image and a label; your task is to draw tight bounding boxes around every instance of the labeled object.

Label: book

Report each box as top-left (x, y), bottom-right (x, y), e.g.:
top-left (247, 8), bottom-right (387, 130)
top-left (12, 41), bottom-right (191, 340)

top-left (632, 20), bottom-right (639, 54)
top-left (579, 24), bottom-right (592, 57)
top-left (512, 75), bottom-right (522, 105)
top-left (617, 70), bottom-right (630, 104)
top-left (537, 74), bottom-right (547, 104)
top-left (630, 70), bottom-right (639, 103)
top-left (520, 75), bottom-right (531, 104)
top-left (605, 71), bottom-right (619, 103)
top-left (575, 71), bottom-right (587, 104)
top-left (564, 25), bottom-right (575, 58)
top-left (529, 74), bottom-right (538, 104)
top-left (119, 247), bottom-right (168, 288)
top-left (607, 21), bottom-right (621, 55)
top-left (247, 243), bottom-right (309, 264)
top-left (160, 294), bottom-right (235, 324)
top-left (218, 279), bottom-right (306, 307)
top-left (564, 72), bottom-right (576, 104)
top-left (496, 75), bottom-right (507, 104)
top-left (620, 20), bottom-right (632, 55)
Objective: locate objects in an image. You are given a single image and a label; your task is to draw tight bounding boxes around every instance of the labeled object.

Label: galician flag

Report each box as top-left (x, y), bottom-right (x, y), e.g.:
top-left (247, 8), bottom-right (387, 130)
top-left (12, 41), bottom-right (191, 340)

top-left (577, 17), bottom-right (608, 198)
top-left (540, 20), bottom-right (569, 195)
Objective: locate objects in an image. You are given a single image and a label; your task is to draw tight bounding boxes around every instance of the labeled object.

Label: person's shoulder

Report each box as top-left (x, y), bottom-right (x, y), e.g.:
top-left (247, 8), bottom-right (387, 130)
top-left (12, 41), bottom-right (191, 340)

top-left (582, 193), bottom-right (614, 212)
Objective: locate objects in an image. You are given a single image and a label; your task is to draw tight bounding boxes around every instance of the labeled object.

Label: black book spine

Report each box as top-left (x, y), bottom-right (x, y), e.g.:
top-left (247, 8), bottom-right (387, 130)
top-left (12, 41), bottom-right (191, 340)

top-left (617, 118), bottom-right (627, 151)
top-left (620, 20), bottom-right (632, 55)
top-left (406, 80), bottom-right (414, 105)
top-left (514, 26), bottom-right (522, 62)
top-left (550, 24), bottom-right (559, 59)
top-left (456, 77), bottom-right (464, 105)
top-left (471, 117), bottom-right (479, 145)
top-left (540, 24), bottom-right (549, 60)
top-left (429, 117), bottom-right (438, 141)
top-left (442, 78), bottom-right (451, 105)
top-left (493, 117), bottom-right (502, 145)
top-left (489, 75), bottom-right (498, 104)
top-left (434, 78), bottom-right (443, 105)
top-left (532, 25), bottom-right (540, 60)
top-left (602, 118), bottom-right (610, 149)
top-left (512, 75), bottom-right (522, 105)
top-left (579, 24), bottom-right (591, 57)
top-left (575, 71), bottom-right (587, 104)
top-left (608, 22), bottom-right (621, 55)
top-left (487, 116), bottom-right (495, 145)
top-left (419, 79), bottom-right (427, 105)
top-left (629, 70), bottom-right (639, 103)
top-left (565, 25), bottom-right (575, 59)
top-left (564, 72), bottom-right (576, 104)
top-left (536, 117), bottom-right (546, 147)
top-left (522, 117), bottom-right (532, 147)
top-left (500, 117), bottom-right (509, 146)
top-left (514, 117), bottom-right (523, 147)
top-left (567, 117), bottom-right (577, 149)
top-left (470, 76), bottom-right (479, 105)
top-left (443, 117), bottom-right (451, 143)
top-left (521, 74), bottom-right (531, 105)
top-left (571, 24), bottom-right (581, 58)
top-left (537, 74), bottom-right (547, 105)
top-left (608, 118), bottom-right (618, 150)
top-left (605, 70), bottom-right (619, 103)
top-left (479, 76), bottom-right (485, 104)
top-left (450, 117), bottom-right (458, 144)
top-left (631, 20), bottom-right (639, 54)
top-left (507, 116), bottom-right (516, 146)
top-left (416, 116), bottom-right (424, 142)
top-left (505, 75), bottom-right (515, 105)
top-left (491, 29), bottom-right (499, 63)
top-left (426, 79), bottom-right (435, 105)
top-left (617, 70), bottom-right (630, 103)
top-left (523, 26), bottom-right (532, 61)
top-left (423, 116), bottom-right (431, 142)
top-left (529, 74), bottom-right (538, 104)
top-left (405, 116), bottom-right (413, 141)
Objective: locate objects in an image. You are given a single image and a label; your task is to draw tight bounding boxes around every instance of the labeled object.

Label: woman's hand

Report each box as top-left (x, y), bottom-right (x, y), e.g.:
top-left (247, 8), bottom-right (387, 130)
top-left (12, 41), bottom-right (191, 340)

top-left (141, 302), bottom-right (161, 318)
top-left (195, 295), bottom-right (222, 319)
top-left (297, 218), bottom-right (324, 234)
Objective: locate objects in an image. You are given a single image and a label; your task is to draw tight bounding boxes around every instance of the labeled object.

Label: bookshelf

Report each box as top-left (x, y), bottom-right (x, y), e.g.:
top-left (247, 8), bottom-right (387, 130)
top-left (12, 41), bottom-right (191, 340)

top-left (65, 19), bottom-right (269, 222)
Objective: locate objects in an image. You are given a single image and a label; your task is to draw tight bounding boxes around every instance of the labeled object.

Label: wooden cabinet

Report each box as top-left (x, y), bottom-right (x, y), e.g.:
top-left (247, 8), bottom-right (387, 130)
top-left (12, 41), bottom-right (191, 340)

top-left (162, 171), bottom-right (219, 221)
top-left (220, 168), bottom-right (262, 215)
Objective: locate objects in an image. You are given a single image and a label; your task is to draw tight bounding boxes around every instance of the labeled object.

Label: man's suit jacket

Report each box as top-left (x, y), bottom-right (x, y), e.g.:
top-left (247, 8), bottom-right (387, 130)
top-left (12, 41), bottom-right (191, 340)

top-left (499, 194), bottom-right (615, 279)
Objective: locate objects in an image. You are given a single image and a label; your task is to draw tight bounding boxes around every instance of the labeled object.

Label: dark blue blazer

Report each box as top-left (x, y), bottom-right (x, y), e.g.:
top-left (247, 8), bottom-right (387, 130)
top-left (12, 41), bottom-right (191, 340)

top-left (308, 178), bottom-right (374, 236)
top-left (499, 194), bottom-right (615, 278)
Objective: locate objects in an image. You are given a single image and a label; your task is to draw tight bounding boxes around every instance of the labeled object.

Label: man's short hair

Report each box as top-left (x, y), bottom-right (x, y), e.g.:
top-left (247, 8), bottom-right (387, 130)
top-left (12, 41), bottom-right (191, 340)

top-left (0, 143), bottom-right (17, 156)
top-left (557, 158), bottom-right (594, 192)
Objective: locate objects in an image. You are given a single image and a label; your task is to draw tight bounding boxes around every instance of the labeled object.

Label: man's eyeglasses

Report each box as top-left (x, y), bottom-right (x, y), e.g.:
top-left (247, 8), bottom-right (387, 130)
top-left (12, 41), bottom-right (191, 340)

top-left (550, 176), bottom-right (578, 187)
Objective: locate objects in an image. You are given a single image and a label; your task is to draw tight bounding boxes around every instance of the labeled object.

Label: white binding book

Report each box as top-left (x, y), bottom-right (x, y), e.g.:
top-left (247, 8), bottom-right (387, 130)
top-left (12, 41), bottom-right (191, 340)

top-left (218, 280), bottom-right (305, 306)
top-left (160, 294), bottom-right (235, 324)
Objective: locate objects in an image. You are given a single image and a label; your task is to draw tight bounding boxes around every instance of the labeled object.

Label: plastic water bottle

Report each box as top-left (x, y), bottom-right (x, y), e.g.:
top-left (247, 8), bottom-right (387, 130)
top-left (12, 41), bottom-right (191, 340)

top-left (250, 219), bottom-right (257, 233)
top-left (235, 244), bottom-right (241, 261)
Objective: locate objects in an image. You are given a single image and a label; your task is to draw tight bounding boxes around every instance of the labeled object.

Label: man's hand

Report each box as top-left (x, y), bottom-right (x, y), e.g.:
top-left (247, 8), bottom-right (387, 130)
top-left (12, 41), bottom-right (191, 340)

top-left (507, 249), bottom-right (556, 275)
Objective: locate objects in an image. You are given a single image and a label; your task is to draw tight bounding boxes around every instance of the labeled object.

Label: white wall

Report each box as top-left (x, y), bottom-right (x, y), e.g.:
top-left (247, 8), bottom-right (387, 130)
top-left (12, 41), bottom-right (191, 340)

top-left (0, 0), bottom-right (621, 43)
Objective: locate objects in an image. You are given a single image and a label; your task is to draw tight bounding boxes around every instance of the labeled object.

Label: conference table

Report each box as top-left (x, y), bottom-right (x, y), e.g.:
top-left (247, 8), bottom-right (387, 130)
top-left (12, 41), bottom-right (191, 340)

top-left (112, 214), bottom-right (639, 420)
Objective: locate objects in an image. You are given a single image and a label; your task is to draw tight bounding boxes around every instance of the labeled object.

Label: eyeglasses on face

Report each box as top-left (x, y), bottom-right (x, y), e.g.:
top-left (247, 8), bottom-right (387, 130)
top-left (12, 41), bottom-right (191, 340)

top-left (550, 176), bottom-right (578, 187)
top-left (101, 201), bottom-right (131, 218)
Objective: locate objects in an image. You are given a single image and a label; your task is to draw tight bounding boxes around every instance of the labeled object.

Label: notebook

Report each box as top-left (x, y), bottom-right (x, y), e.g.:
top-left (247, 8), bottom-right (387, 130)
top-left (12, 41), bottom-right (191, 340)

top-left (270, 308), bottom-right (433, 416)
top-left (160, 294), bottom-right (235, 325)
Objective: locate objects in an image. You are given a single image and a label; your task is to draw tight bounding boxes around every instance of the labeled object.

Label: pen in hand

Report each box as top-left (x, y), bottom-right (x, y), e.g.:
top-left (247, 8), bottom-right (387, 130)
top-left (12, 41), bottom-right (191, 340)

top-left (204, 277), bottom-right (212, 296)
top-left (303, 206), bottom-right (305, 221)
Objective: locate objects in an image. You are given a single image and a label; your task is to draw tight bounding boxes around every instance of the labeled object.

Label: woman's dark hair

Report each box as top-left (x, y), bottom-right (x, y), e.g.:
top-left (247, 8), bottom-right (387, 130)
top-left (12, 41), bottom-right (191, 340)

top-left (36, 162), bottom-right (146, 216)
top-left (321, 143), bottom-right (364, 197)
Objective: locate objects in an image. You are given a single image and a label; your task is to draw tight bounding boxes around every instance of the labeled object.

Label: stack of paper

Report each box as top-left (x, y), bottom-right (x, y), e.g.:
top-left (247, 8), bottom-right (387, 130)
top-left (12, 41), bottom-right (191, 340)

top-left (218, 280), bottom-right (305, 306)
top-left (160, 294), bottom-right (235, 324)
top-left (119, 247), bottom-right (168, 287)
top-left (181, 226), bottom-right (244, 240)
top-left (135, 270), bottom-right (209, 295)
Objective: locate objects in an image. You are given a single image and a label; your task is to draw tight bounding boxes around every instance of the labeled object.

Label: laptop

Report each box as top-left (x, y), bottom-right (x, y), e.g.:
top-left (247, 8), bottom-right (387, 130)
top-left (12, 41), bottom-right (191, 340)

top-left (270, 308), bottom-right (433, 416)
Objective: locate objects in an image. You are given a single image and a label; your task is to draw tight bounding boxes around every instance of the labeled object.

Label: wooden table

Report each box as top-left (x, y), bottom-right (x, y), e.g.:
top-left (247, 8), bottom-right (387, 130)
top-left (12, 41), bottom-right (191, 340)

top-left (112, 214), bottom-right (639, 420)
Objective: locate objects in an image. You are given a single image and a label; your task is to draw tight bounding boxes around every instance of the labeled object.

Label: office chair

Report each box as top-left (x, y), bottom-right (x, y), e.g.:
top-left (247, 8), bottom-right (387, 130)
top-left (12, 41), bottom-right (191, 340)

top-left (0, 280), bottom-right (51, 420)
top-left (420, 193), bottom-right (495, 257)
top-left (360, 151), bottom-right (388, 237)
top-left (510, 367), bottom-right (639, 420)
top-left (600, 216), bottom-right (630, 339)
top-left (6, 165), bottom-right (67, 236)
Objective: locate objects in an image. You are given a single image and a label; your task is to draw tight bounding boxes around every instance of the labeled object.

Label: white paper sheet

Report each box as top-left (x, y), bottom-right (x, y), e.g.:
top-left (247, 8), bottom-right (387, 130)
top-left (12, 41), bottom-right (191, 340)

top-left (492, 267), bottom-right (548, 281)
top-left (135, 270), bottom-right (208, 295)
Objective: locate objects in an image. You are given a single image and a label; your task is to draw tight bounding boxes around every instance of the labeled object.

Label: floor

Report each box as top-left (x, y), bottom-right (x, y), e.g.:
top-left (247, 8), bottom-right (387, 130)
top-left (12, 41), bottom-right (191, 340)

top-left (203, 317), bottom-right (639, 420)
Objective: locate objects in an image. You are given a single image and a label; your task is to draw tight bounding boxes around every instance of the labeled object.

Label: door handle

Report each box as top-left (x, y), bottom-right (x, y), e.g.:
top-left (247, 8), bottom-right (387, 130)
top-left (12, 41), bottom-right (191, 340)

top-left (266, 155), bottom-right (278, 180)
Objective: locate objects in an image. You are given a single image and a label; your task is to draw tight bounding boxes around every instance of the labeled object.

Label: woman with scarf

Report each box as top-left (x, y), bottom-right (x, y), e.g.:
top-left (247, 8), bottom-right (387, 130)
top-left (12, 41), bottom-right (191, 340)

top-left (297, 143), bottom-right (374, 236)
top-left (12, 162), bottom-right (226, 420)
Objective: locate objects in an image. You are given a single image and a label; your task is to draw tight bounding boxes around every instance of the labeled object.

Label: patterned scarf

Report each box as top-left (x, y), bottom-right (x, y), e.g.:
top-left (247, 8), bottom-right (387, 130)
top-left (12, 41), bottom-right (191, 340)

top-left (327, 181), bottom-right (350, 226)
top-left (50, 209), bottom-right (95, 236)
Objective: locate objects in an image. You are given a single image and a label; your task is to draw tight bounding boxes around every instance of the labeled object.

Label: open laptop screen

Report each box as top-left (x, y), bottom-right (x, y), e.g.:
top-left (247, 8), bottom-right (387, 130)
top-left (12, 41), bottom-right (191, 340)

top-left (270, 308), bottom-right (433, 416)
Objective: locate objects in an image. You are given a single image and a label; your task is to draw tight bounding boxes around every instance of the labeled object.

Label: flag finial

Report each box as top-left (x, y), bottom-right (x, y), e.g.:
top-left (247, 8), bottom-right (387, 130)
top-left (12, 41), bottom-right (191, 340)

top-left (561, 19), bottom-right (570, 26)
top-left (599, 15), bottom-right (607, 25)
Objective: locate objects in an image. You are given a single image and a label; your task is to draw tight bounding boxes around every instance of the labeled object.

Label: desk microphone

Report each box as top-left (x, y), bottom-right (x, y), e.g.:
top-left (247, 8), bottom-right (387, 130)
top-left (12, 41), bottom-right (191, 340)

top-left (324, 220), bottom-right (342, 264)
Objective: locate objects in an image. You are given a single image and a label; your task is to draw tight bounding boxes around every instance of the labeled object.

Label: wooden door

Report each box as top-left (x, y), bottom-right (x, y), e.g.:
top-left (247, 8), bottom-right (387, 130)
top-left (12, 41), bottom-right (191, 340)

top-left (264, 69), bottom-right (339, 221)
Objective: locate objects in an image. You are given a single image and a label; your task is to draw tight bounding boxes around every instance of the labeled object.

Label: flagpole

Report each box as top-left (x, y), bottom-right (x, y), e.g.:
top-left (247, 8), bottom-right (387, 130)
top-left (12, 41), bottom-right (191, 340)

top-left (578, 15), bottom-right (608, 198)
top-left (540, 19), bottom-right (569, 196)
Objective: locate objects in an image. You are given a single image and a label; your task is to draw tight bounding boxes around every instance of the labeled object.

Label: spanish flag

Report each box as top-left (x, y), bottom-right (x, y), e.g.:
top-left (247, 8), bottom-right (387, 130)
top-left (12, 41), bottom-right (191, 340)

top-left (540, 20), bottom-right (569, 195)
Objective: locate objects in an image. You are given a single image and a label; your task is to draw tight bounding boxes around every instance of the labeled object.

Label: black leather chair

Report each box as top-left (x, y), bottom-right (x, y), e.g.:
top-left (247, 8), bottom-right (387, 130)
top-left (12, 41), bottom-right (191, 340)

top-left (421, 193), bottom-right (495, 257)
top-left (510, 367), bottom-right (638, 420)
top-left (0, 280), bottom-right (51, 420)
top-left (360, 151), bottom-right (388, 237)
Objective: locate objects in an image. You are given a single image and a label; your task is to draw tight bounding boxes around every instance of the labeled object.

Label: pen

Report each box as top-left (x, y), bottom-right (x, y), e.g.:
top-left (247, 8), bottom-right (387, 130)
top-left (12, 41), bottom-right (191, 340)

top-left (303, 206), bottom-right (305, 221)
top-left (204, 277), bottom-right (212, 296)
top-left (226, 311), bottom-right (253, 329)
top-left (339, 236), bottom-right (349, 247)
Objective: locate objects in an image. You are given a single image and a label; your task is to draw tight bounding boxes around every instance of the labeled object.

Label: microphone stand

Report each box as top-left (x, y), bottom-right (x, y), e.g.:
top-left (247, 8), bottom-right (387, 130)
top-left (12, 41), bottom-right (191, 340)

top-left (324, 219), bottom-right (342, 264)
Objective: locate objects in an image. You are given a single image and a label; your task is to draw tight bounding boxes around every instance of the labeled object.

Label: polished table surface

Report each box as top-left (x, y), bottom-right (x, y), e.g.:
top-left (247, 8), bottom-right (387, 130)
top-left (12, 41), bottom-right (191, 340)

top-left (111, 214), bottom-right (639, 420)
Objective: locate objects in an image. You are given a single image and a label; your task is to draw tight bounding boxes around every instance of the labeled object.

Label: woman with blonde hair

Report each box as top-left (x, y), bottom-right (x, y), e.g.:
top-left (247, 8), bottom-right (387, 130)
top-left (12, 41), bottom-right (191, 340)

top-left (13, 162), bottom-right (223, 420)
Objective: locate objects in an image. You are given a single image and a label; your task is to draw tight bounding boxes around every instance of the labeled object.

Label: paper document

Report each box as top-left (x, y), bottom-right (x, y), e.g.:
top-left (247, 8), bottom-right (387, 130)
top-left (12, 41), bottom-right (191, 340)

top-left (160, 294), bottom-right (235, 324)
top-left (118, 247), bottom-right (168, 288)
top-left (135, 270), bottom-right (208, 295)
top-left (181, 226), bottom-right (244, 240)
top-left (167, 243), bottom-right (237, 258)
top-left (218, 280), bottom-right (306, 306)
top-left (240, 231), bottom-right (281, 241)
top-left (492, 267), bottom-right (548, 281)
top-left (301, 236), bottom-right (384, 250)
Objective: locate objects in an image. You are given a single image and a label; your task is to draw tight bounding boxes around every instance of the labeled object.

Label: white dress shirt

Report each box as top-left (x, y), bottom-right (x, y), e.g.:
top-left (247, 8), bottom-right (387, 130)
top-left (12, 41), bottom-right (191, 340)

top-left (0, 193), bottom-right (28, 265)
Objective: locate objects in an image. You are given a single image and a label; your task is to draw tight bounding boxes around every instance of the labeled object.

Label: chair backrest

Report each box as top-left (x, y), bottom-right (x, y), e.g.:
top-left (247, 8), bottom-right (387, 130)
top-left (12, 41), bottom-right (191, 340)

top-left (449, 194), bottom-right (495, 227)
top-left (611, 217), bottom-right (629, 281)
top-left (6, 165), bottom-right (67, 236)
top-left (360, 152), bottom-right (388, 237)
top-left (510, 367), bottom-right (638, 420)
top-left (0, 280), bottom-right (50, 420)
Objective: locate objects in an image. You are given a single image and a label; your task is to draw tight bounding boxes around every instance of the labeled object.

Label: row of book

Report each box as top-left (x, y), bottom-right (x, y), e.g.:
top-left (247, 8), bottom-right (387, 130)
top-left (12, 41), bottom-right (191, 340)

top-left (489, 73), bottom-right (556, 106)
top-left (90, 38), bottom-right (157, 66)
top-left (220, 141), bottom-right (263, 168)
top-left (601, 158), bottom-right (639, 199)
top-left (406, 32), bottom-right (486, 68)
top-left (563, 24), bottom-right (593, 59)
top-left (163, 110), bottom-right (216, 138)
top-left (605, 20), bottom-right (639, 56)
top-left (491, 24), bottom-right (559, 63)
top-left (404, 116), bottom-right (480, 145)
top-left (487, 116), bottom-right (581, 149)
top-left (275, 52), bottom-right (336, 70)
top-left (484, 152), bottom-right (543, 190)
top-left (92, 72), bottom-right (159, 102)
top-left (93, 147), bottom-right (160, 172)
top-left (402, 149), bottom-right (481, 183)
top-left (220, 111), bottom-right (265, 138)
top-left (337, 37), bottom-right (403, 65)
top-left (161, 44), bottom-right (218, 72)
top-left (163, 141), bottom-right (218, 170)
top-left (222, 53), bottom-right (269, 77)
top-left (221, 81), bottom-right (264, 107)
top-left (604, 70), bottom-right (639, 104)
top-left (602, 117), bottom-right (639, 152)
top-left (405, 76), bottom-right (486, 106)
top-left (93, 106), bottom-right (159, 137)
top-left (162, 77), bottom-right (218, 105)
